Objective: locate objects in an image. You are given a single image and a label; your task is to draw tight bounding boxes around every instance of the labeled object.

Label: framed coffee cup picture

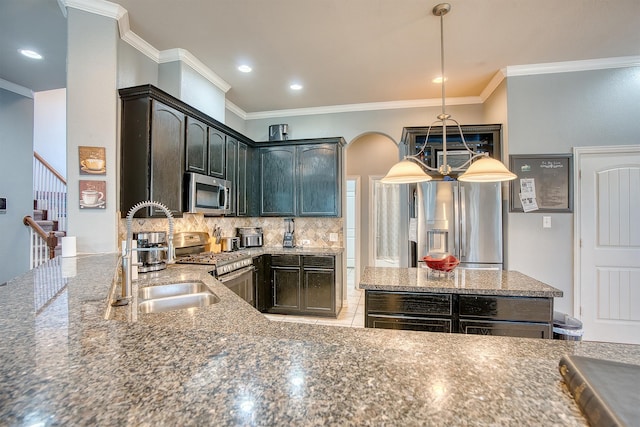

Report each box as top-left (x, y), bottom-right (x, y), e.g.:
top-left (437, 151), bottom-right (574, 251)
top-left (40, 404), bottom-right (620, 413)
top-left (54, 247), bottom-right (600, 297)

top-left (79, 146), bottom-right (106, 175)
top-left (79, 180), bottom-right (106, 209)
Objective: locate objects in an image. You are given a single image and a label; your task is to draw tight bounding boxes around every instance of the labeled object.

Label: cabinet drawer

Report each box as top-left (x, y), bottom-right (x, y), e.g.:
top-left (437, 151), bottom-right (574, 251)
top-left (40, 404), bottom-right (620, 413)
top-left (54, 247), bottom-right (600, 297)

top-left (303, 255), bottom-right (334, 269)
top-left (366, 291), bottom-right (452, 316)
top-left (271, 254), bottom-right (301, 267)
top-left (458, 295), bottom-right (552, 322)
top-left (367, 314), bottom-right (451, 333)
top-left (459, 320), bottom-right (551, 339)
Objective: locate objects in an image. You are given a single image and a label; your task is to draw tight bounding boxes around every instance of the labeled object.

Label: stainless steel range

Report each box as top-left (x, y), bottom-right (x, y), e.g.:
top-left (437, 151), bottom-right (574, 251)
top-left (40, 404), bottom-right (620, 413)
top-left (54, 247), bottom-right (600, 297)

top-left (174, 232), bottom-right (255, 306)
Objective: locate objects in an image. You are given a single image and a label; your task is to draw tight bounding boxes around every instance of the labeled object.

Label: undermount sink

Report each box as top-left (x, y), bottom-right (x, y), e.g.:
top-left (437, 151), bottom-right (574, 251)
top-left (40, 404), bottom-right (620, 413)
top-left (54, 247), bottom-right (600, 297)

top-left (138, 282), bottom-right (209, 300)
top-left (137, 281), bottom-right (220, 314)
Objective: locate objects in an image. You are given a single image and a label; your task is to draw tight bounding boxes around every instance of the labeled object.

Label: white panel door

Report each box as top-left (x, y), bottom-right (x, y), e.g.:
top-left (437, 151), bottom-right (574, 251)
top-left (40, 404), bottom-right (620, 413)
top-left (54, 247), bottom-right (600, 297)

top-left (578, 147), bottom-right (640, 344)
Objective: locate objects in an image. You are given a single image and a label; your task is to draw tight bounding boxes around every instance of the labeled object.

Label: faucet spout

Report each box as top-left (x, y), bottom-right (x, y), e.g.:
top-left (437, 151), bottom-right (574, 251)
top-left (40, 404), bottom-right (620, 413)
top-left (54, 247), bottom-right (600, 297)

top-left (111, 200), bottom-right (175, 306)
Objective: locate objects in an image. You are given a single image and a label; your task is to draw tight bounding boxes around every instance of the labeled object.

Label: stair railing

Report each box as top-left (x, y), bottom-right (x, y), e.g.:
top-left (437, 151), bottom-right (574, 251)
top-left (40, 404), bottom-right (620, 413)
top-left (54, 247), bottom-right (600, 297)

top-left (23, 215), bottom-right (59, 268)
top-left (33, 151), bottom-right (67, 232)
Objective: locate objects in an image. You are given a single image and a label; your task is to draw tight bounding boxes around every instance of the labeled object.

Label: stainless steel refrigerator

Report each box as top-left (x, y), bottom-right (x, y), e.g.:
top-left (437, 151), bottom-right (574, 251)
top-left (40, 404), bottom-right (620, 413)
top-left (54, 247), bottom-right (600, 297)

top-left (409, 180), bottom-right (503, 269)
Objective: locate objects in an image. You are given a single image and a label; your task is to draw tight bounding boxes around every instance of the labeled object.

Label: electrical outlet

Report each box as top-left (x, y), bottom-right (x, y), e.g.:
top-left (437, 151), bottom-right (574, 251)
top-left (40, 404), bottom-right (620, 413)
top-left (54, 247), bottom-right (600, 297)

top-left (301, 239), bottom-right (311, 246)
top-left (329, 233), bottom-right (339, 242)
top-left (543, 216), bottom-right (552, 228)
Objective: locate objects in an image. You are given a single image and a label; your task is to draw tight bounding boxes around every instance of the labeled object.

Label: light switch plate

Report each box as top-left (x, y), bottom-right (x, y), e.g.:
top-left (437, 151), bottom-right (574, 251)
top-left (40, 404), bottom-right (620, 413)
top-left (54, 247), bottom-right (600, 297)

top-left (329, 233), bottom-right (339, 242)
top-left (543, 216), bottom-right (552, 228)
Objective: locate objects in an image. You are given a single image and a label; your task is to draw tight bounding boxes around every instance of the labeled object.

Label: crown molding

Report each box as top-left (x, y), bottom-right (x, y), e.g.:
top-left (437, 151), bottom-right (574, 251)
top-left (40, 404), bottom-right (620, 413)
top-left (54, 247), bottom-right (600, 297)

top-left (479, 69), bottom-right (507, 102)
top-left (0, 78), bottom-right (33, 98)
top-left (506, 56), bottom-right (640, 77)
top-left (245, 96), bottom-right (483, 120)
top-left (64, 0), bottom-right (229, 93)
top-left (225, 100), bottom-right (247, 120)
top-left (62, 0), bottom-right (126, 21)
top-left (115, 10), bottom-right (159, 62)
top-left (158, 49), bottom-right (231, 93)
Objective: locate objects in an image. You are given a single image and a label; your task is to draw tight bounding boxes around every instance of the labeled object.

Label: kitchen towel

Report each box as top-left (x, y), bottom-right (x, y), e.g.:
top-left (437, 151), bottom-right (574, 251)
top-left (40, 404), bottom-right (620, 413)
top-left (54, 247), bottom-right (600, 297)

top-left (62, 236), bottom-right (77, 257)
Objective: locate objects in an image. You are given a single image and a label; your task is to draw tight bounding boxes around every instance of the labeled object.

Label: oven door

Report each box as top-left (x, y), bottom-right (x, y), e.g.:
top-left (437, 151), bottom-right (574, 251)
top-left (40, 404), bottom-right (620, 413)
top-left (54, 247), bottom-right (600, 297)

top-left (218, 265), bottom-right (255, 307)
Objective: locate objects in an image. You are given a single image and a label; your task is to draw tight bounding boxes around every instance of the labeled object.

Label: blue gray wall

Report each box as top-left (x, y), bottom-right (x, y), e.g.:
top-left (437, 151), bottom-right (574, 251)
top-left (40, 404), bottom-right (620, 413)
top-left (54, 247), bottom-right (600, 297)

top-left (506, 66), bottom-right (640, 314)
top-left (0, 89), bottom-right (34, 283)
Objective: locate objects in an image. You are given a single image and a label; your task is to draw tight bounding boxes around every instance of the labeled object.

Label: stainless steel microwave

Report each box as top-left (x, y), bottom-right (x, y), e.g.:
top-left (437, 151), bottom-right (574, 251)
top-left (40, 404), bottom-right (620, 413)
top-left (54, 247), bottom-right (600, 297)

top-left (185, 172), bottom-right (231, 216)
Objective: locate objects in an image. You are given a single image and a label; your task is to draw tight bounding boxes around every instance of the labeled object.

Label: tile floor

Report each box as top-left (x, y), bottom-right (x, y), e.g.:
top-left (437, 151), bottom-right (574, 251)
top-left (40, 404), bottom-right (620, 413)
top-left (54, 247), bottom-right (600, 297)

top-left (264, 267), bottom-right (365, 328)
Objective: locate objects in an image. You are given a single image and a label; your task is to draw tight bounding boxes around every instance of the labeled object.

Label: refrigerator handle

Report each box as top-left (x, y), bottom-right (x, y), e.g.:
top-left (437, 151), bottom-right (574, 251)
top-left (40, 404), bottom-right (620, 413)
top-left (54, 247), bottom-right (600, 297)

top-left (453, 184), bottom-right (460, 258)
top-left (460, 185), bottom-right (467, 259)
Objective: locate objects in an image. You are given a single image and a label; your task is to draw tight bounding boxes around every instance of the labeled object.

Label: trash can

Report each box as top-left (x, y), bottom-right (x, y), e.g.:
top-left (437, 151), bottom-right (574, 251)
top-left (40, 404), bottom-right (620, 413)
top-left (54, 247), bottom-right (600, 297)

top-left (553, 311), bottom-right (584, 341)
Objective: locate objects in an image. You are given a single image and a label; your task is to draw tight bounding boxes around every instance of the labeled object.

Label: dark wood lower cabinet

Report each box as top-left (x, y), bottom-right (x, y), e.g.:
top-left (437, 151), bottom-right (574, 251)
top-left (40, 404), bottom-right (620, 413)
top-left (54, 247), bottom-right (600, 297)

top-left (367, 315), bottom-right (451, 333)
top-left (365, 291), bottom-right (554, 339)
top-left (266, 254), bottom-right (342, 317)
top-left (272, 267), bottom-right (301, 311)
top-left (459, 320), bottom-right (549, 339)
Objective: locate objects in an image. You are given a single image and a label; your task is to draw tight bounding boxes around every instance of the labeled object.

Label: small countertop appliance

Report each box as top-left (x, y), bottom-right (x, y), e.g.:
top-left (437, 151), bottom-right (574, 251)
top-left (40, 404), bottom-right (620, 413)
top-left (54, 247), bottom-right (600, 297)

top-left (283, 218), bottom-right (295, 248)
top-left (236, 227), bottom-right (263, 248)
top-left (132, 231), bottom-right (167, 273)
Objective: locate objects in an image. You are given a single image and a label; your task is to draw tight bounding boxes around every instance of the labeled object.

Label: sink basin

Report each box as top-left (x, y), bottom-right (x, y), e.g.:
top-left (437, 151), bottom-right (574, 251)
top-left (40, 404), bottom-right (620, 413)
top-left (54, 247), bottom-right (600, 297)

top-left (136, 281), bottom-right (220, 314)
top-left (138, 292), bottom-right (220, 314)
top-left (138, 282), bottom-right (209, 300)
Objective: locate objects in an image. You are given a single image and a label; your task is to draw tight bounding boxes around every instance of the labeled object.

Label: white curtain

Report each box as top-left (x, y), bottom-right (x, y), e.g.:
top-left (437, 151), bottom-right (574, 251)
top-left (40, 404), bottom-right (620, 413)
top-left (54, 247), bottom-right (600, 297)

top-left (375, 181), bottom-right (401, 263)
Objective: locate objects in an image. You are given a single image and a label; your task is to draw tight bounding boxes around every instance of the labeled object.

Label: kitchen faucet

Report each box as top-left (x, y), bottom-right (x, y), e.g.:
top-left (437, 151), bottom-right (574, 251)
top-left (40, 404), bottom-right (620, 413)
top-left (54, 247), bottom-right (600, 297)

top-left (111, 200), bottom-right (175, 306)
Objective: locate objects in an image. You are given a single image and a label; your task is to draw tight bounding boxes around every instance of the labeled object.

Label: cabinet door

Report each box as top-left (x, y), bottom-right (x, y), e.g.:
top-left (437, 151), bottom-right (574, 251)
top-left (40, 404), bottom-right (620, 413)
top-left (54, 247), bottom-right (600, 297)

top-left (225, 137), bottom-right (237, 215)
top-left (150, 101), bottom-right (185, 216)
top-left (271, 267), bottom-right (301, 311)
top-left (260, 146), bottom-right (296, 216)
top-left (237, 142), bottom-right (248, 216)
top-left (185, 117), bottom-right (207, 174)
top-left (208, 127), bottom-right (225, 178)
top-left (459, 320), bottom-right (550, 339)
top-left (298, 144), bottom-right (340, 216)
top-left (303, 268), bottom-right (335, 314)
top-left (458, 295), bottom-right (552, 322)
top-left (254, 255), bottom-right (271, 312)
top-left (367, 315), bottom-right (451, 332)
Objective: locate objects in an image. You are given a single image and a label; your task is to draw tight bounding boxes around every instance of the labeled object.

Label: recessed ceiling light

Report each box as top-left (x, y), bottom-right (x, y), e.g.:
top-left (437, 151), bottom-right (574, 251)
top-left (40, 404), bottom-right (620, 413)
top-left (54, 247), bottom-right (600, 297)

top-left (432, 76), bottom-right (447, 84)
top-left (238, 65), bottom-right (252, 73)
top-left (19, 49), bottom-right (43, 60)
top-left (290, 83), bottom-right (303, 90)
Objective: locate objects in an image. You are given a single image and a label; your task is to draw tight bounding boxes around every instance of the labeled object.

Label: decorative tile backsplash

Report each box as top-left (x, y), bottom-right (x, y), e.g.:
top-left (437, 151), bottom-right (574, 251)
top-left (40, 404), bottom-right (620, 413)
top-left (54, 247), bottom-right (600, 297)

top-left (117, 213), bottom-right (343, 248)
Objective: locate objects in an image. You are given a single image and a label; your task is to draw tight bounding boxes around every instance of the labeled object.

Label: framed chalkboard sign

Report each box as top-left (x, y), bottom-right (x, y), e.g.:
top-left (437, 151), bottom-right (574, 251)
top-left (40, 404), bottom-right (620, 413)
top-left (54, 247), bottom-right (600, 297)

top-left (509, 154), bottom-right (573, 213)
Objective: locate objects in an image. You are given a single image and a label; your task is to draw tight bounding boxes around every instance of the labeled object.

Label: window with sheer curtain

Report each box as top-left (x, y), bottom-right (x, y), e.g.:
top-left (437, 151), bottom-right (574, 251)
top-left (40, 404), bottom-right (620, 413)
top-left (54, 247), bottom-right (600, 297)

top-left (374, 179), bottom-right (401, 266)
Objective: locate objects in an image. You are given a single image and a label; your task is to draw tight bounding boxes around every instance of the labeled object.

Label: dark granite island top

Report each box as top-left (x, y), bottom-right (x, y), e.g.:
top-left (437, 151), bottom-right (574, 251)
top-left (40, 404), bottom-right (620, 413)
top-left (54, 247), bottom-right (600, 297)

top-left (2, 254), bottom-right (639, 426)
top-left (359, 266), bottom-right (564, 297)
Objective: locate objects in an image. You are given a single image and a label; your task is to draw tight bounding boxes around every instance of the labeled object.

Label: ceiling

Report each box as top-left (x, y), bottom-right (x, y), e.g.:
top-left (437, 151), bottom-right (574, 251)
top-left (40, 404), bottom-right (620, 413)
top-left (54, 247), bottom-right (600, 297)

top-left (2, 0), bottom-right (640, 113)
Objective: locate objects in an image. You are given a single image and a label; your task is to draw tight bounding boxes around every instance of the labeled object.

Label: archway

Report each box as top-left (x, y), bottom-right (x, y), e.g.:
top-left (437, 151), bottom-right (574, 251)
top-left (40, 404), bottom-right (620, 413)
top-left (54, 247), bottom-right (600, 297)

top-left (345, 132), bottom-right (401, 289)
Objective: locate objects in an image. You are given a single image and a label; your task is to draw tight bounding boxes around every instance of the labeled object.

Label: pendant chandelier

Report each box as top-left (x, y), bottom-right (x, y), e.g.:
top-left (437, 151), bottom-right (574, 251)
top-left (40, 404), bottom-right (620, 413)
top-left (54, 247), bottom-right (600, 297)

top-left (382, 3), bottom-right (517, 184)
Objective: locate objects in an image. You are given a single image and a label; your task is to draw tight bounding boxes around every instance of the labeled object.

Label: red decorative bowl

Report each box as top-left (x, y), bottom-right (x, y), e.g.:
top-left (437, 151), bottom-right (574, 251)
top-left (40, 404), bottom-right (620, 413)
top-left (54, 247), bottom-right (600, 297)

top-left (423, 254), bottom-right (460, 272)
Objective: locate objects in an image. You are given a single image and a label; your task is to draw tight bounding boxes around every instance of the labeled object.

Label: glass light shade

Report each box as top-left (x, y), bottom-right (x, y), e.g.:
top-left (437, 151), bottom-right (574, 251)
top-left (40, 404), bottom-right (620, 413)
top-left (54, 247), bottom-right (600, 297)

top-left (381, 159), bottom-right (433, 184)
top-left (458, 157), bottom-right (517, 182)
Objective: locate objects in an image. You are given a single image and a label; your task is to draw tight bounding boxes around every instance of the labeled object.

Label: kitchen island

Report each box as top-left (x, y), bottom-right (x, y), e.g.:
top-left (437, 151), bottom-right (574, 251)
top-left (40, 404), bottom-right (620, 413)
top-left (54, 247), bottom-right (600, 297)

top-left (2, 255), bottom-right (639, 426)
top-left (360, 267), bottom-right (563, 337)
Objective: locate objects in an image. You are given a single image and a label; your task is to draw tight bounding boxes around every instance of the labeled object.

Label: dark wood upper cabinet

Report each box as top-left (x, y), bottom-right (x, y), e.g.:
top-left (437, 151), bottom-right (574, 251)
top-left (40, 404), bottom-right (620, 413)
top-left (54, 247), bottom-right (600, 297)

top-left (257, 138), bottom-right (344, 217)
top-left (120, 96), bottom-right (185, 217)
top-left (185, 116), bottom-right (207, 174)
top-left (208, 127), bottom-right (225, 178)
top-left (119, 85), bottom-right (345, 219)
top-left (259, 145), bottom-right (297, 216)
top-left (119, 85), bottom-right (254, 218)
top-left (237, 142), bottom-right (249, 216)
top-left (225, 136), bottom-right (238, 215)
top-left (298, 143), bottom-right (340, 216)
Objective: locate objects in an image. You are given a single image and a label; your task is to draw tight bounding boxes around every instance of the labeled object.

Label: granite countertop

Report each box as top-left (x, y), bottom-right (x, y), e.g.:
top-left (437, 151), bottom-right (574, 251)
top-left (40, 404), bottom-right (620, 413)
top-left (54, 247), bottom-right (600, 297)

top-left (359, 266), bottom-right (564, 297)
top-left (2, 254), bottom-right (639, 426)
